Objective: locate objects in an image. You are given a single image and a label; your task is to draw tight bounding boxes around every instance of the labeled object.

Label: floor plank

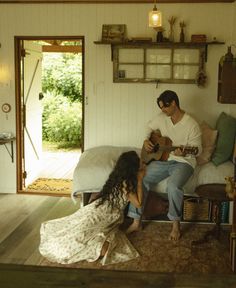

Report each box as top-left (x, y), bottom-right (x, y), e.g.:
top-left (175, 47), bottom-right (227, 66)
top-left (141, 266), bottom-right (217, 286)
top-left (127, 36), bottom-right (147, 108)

top-left (0, 194), bottom-right (80, 265)
top-left (0, 194), bottom-right (46, 243)
top-left (6, 198), bottom-right (80, 265)
top-left (0, 196), bottom-right (59, 262)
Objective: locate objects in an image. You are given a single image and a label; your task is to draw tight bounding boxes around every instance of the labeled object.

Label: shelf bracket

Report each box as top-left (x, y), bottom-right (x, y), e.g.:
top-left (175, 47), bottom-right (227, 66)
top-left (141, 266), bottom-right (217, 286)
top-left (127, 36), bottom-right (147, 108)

top-left (0, 138), bottom-right (15, 163)
top-left (111, 44), bottom-right (114, 61)
top-left (204, 44), bottom-right (208, 62)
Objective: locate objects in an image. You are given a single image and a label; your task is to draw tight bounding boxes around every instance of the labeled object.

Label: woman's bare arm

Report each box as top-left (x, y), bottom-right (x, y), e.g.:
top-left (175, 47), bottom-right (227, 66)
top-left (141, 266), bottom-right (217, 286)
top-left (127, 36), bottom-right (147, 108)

top-left (126, 164), bottom-right (146, 208)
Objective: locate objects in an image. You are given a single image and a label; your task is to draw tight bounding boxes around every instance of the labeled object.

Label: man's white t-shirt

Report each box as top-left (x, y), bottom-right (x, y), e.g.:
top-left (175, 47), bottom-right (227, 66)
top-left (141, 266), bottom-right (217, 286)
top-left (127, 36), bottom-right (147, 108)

top-left (145, 112), bottom-right (202, 168)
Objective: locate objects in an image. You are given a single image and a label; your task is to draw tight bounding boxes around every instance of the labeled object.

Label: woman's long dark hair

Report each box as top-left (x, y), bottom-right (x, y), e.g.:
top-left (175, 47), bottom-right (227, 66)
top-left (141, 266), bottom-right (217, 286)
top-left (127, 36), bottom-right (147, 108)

top-left (95, 151), bottom-right (140, 209)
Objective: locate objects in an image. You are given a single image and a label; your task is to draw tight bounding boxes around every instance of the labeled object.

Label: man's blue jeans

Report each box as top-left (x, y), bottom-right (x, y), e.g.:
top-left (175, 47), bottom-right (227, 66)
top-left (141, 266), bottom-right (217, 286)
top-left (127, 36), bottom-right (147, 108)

top-left (127, 160), bottom-right (194, 221)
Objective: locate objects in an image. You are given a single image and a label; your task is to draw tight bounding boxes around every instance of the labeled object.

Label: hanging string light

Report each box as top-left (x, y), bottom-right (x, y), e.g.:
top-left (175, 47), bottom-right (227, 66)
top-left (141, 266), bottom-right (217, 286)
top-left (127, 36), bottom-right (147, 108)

top-left (149, 0), bottom-right (162, 28)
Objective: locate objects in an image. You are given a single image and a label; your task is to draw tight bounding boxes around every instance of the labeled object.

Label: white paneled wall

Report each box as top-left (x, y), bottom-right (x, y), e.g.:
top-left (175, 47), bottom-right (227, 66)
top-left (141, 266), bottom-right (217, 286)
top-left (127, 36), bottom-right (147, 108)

top-left (0, 3), bottom-right (235, 193)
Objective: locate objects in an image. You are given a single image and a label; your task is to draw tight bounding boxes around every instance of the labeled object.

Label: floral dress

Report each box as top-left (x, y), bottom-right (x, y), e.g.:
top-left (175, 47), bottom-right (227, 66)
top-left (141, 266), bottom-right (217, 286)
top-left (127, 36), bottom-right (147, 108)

top-left (39, 191), bottom-right (139, 265)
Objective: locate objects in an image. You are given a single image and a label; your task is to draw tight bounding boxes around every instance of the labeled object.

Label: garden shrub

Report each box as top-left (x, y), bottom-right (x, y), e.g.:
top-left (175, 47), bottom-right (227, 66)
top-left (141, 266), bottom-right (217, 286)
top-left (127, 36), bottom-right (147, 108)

top-left (42, 53), bottom-right (82, 103)
top-left (42, 93), bottom-right (82, 148)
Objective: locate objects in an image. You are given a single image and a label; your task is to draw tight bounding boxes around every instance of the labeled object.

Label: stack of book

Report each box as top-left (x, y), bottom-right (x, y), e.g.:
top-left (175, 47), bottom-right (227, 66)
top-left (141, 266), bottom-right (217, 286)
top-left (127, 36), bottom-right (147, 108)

top-left (210, 202), bottom-right (229, 223)
top-left (191, 34), bottom-right (207, 43)
top-left (221, 201), bottom-right (230, 223)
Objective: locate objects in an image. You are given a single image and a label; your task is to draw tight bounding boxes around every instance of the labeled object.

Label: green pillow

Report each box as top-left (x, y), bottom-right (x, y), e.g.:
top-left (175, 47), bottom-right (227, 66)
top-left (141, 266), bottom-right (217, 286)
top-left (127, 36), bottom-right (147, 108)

top-left (211, 112), bottom-right (236, 166)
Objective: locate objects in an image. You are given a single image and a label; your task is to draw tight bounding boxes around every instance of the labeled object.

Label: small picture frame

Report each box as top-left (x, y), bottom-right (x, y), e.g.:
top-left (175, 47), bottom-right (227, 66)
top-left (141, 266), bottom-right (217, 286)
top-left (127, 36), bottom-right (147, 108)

top-left (102, 24), bottom-right (126, 42)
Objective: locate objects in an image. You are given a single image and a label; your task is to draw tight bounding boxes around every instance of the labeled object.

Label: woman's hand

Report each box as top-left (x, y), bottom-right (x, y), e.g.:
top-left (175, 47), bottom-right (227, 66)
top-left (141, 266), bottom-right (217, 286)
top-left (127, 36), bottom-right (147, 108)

top-left (143, 139), bottom-right (154, 152)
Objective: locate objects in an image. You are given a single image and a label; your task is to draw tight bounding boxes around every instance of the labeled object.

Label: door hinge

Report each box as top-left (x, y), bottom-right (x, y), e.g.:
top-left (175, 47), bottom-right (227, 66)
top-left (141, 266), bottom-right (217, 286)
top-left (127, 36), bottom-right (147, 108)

top-left (23, 104), bottom-right (26, 127)
top-left (21, 48), bottom-right (26, 57)
top-left (21, 48), bottom-right (30, 57)
top-left (23, 171), bottom-right (27, 179)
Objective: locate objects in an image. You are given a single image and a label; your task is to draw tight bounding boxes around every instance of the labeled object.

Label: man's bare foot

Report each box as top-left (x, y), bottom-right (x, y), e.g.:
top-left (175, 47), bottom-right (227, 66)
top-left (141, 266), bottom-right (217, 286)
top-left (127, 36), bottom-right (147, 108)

top-left (169, 220), bottom-right (181, 241)
top-left (126, 219), bottom-right (142, 234)
top-left (99, 241), bottom-right (109, 258)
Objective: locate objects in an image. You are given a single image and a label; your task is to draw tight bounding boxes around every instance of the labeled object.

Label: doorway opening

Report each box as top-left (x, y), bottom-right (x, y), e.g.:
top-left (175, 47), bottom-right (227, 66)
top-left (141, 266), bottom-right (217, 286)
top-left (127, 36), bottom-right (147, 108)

top-left (15, 36), bottom-right (84, 197)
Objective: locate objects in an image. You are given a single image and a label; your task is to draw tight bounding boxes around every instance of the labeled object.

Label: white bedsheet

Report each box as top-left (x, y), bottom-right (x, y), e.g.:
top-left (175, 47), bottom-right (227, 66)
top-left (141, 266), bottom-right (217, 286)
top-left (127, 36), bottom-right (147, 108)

top-left (72, 146), bottom-right (234, 201)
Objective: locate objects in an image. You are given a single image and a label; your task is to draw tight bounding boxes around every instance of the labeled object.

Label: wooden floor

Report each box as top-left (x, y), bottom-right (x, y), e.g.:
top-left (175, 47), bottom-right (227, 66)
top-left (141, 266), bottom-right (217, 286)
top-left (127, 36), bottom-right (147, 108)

top-left (38, 150), bottom-right (81, 179)
top-left (0, 194), bottom-right (80, 265)
top-left (1, 193), bottom-right (236, 288)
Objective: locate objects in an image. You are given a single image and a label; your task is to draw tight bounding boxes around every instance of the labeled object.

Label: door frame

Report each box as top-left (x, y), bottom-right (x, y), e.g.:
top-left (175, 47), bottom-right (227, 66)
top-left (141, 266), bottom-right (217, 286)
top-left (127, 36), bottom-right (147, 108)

top-left (14, 36), bottom-right (85, 194)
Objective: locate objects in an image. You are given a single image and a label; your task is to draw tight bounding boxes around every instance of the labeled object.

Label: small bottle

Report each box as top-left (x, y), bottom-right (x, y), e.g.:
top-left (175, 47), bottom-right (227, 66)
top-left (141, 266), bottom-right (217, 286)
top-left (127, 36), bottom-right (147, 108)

top-left (224, 46), bottom-right (233, 62)
top-left (179, 28), bottom-right (185, 43)
top-left (156, 31), bottom-right (163, 42)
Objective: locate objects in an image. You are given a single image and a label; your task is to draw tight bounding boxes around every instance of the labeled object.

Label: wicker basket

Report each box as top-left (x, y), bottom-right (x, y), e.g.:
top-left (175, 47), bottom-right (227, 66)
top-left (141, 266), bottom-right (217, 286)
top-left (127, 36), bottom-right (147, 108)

top-left (183, 197), bottom-right (210, 221)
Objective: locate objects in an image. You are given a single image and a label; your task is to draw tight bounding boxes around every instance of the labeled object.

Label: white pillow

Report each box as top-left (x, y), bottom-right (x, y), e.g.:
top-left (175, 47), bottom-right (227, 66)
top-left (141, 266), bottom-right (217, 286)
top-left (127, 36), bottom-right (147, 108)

top-left (72, 146), bottom-right (141, 197)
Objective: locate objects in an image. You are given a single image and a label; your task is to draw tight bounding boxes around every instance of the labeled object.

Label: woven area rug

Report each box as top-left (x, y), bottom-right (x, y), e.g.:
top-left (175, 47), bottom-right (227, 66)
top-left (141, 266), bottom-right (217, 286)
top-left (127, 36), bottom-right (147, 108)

top-left (40, 221), bottom-right (233, 274)
top-left (27, 178), bottom-right (72, 195)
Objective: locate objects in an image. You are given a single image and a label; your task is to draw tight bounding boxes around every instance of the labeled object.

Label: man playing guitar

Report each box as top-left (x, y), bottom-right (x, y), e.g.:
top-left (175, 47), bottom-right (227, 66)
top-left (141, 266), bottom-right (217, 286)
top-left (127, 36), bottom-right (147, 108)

top-left (126, 90), bottom-right (202, 241)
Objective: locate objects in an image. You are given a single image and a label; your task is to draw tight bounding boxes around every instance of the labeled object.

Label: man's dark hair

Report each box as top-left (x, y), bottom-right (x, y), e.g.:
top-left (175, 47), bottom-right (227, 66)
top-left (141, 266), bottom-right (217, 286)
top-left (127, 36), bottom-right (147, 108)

top-left (157, 90), bottom-right (180, 108)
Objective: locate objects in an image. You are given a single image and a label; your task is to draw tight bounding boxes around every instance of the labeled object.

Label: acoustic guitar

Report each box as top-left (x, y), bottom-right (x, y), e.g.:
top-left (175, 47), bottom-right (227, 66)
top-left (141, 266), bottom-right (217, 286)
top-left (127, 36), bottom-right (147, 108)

top-left (141, 130), bottom-right (199, 165)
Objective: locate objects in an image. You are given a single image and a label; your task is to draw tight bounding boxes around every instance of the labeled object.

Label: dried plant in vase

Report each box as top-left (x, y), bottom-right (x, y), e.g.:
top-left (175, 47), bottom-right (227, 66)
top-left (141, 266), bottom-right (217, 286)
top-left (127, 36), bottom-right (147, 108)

top-left (179, 21), bottom-right (186, 43)
top-left (168, 16), bottom-right (177, 42)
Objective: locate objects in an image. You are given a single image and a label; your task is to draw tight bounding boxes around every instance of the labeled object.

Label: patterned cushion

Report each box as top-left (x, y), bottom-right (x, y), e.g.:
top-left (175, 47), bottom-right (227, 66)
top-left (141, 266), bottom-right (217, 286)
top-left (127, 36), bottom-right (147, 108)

top-left (196, 121), bottom-right (218, 165)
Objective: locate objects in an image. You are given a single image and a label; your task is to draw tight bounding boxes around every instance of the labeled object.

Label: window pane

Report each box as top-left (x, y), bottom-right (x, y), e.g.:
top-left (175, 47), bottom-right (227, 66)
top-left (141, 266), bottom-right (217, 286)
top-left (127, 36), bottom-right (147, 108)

top-left (146, 65), bottom-right (171, 79)
top-left (173, 65), bottom-right (198, 79)
top-left (146, 49), bottom-right (171, 63)
top-left (119, 49), bottom-right (143, 62)
top-left (119, 64), bottom-right (143, 78)
top-left (173, 49), bottom-right (199, 63)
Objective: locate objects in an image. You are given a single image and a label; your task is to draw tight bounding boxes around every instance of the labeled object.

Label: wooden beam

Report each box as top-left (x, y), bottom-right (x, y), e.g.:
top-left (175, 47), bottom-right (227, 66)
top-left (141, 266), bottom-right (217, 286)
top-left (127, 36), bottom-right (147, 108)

top-left (42, 45), bottom-right (82, 53)
top-left (1, 263), bottom-right (236, 288)
top-left (0, 0), bottom-right (235, 4)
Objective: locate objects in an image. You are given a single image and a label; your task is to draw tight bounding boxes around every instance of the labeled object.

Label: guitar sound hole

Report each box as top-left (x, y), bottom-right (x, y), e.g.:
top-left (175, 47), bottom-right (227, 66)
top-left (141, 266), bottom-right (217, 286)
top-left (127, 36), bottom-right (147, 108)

top-left (152, 144), bottom-right (159, 153)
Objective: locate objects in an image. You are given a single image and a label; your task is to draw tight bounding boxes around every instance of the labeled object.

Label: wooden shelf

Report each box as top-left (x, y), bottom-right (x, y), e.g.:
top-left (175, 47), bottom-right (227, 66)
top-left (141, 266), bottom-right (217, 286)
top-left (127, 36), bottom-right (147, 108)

top-left (94, 40), bottom-right (225, 46)
top-left (94, 41), bottom-right (225, 62)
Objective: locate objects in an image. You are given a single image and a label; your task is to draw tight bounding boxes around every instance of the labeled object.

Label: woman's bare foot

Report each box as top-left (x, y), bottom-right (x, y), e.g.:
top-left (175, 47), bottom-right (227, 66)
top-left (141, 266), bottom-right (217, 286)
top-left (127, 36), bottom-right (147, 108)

top-left (100, 241), bottom-right (109, 258)
top-left (169, 220), bottom-right (181, 241)
top-left (126, 219), bottom-right (142, 234)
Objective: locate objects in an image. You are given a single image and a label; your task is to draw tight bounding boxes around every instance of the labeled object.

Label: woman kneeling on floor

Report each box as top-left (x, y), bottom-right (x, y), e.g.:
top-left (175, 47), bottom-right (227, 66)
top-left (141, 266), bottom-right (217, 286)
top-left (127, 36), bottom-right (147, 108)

top-left (39, 151), bottom-right (145, 265)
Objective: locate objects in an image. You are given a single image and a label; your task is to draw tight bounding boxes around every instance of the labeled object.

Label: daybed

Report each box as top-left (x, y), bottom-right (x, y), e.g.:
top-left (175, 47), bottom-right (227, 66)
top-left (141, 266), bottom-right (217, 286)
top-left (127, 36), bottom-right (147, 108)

top-left (72, 112), bottom-right (236, 216)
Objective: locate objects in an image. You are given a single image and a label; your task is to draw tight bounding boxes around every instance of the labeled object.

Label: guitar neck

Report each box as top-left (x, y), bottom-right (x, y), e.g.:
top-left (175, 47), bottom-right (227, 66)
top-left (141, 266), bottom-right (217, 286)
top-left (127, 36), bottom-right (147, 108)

top-left (158, 146), bottom-right (180, 152)
top-left (158, 145), bottom-right (197, 155)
